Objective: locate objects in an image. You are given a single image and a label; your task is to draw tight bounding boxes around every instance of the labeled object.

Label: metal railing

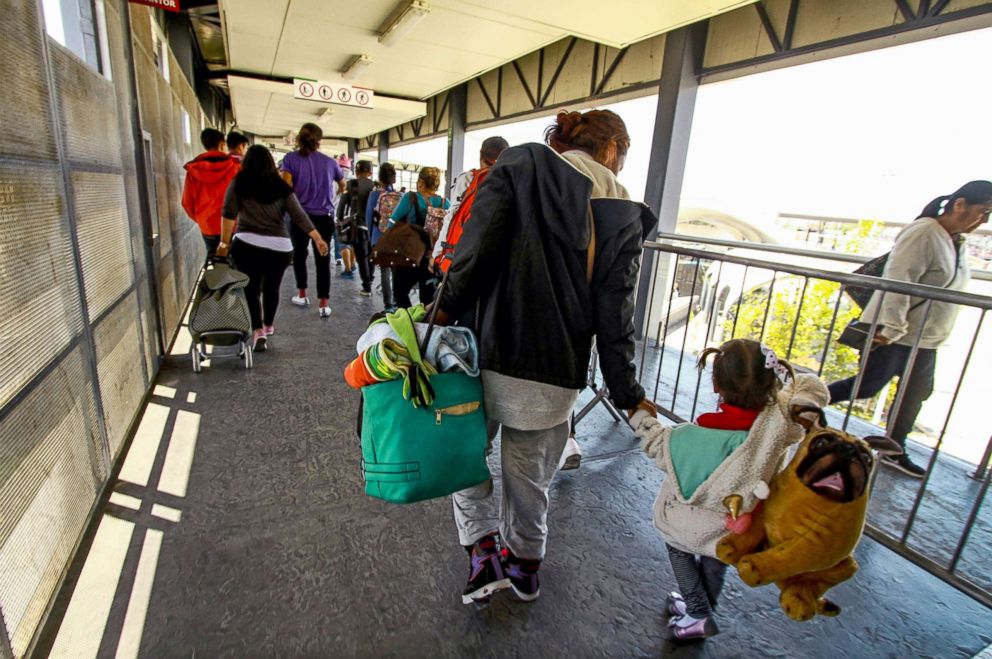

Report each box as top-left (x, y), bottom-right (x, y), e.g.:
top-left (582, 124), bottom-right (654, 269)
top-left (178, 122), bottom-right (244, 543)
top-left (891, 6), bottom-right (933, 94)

top-left (634, 235), bottom-right (992, 607)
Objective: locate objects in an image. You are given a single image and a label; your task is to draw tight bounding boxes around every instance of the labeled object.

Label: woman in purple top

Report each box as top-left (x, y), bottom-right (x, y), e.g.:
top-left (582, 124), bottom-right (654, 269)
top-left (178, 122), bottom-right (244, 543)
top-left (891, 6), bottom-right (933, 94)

top-left (280, 122), bottom-right (345, 318)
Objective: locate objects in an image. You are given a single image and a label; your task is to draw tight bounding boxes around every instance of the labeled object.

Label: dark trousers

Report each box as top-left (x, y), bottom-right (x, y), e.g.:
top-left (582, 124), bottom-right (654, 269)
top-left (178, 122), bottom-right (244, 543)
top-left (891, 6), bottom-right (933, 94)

top-left (393, 260), bottom-right (436, 308)
top-left (290, 213), bottom-right (334, 299)
top-left (666, 545), bottom-right (726, 618)
top-left (352, 229), bottom-right (373, 291)
top-left (828, 344), bottom-right (937, 448)
top-left (202, 233), bottom-right (220, 260)
top-left (231, 240), bottom-right (292, 330)
top-left (379, 266), bottom-right (395, 308)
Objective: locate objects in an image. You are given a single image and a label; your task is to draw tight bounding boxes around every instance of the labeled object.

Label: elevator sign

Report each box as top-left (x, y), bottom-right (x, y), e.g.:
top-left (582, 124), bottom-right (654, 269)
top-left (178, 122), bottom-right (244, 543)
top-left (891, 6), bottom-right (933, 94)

top-left (129, 0), bottom-right (180, 12)
top-left (293, 79), bottom-right (375, 110)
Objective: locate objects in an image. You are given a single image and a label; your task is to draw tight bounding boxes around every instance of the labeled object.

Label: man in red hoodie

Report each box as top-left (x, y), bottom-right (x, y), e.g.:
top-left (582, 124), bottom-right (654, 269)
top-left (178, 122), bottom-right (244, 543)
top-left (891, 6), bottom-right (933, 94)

top-left (182, 128), bottom-right (240, 255)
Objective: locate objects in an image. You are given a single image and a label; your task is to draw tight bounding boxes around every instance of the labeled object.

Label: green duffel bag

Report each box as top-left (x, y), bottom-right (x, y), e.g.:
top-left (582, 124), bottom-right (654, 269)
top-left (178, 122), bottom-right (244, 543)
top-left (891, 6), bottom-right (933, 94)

top-left (359, 306), bottom-right (490, 504)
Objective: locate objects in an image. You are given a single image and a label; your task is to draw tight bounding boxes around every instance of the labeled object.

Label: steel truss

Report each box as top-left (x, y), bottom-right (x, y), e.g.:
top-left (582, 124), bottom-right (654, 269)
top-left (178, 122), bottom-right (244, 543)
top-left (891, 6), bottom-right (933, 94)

top-left (376, 0), bottom-right (992, 151)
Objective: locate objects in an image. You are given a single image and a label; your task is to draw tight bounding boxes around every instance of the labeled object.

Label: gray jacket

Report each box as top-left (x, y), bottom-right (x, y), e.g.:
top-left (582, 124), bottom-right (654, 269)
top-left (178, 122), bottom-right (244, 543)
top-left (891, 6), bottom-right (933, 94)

top-left (862, 217), bottom-right (970, 349)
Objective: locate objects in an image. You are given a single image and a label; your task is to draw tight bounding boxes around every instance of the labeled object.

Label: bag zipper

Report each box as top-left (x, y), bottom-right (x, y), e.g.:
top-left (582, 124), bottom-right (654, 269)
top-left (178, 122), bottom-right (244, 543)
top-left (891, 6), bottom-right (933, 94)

top-left (435, 401), bottom-right (480, 425)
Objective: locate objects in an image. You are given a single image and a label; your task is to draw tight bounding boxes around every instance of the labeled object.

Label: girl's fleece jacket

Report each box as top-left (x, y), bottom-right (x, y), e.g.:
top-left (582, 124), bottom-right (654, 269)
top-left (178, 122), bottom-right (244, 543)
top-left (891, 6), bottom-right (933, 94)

top-left (641, 373), bottom-right (829, 557)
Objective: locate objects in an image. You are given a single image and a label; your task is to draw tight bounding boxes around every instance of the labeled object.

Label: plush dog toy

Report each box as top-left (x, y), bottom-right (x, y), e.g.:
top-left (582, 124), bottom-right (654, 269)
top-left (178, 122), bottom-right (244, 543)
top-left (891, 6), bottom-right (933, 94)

top-left (716, 405), bottom-right (901, 621)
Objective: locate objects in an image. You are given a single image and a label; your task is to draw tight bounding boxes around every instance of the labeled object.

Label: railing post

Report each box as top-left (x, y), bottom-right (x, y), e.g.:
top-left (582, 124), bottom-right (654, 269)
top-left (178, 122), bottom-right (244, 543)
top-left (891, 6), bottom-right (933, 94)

top-left (634, 23), bottom-right (706, 339)
top-left (972, 434), bottom-right (992, 481)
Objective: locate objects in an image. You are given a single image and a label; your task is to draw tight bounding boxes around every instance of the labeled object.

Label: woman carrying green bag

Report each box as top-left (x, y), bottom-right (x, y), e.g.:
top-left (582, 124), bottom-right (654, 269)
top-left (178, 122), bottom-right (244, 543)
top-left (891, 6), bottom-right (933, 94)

top-left (431, 110), bottom-right (658, 606)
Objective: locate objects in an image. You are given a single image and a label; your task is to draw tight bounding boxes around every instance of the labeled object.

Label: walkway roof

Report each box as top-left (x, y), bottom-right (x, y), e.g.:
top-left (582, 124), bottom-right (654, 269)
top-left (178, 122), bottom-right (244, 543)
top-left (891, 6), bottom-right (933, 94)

top-left (217, 0), bottom-right (756, 138)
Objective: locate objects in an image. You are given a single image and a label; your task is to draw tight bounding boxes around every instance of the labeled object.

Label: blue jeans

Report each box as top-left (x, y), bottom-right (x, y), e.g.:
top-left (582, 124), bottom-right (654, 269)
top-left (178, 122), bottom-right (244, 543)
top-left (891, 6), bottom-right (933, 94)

top-left (828, 344), bottom-right (936, 448)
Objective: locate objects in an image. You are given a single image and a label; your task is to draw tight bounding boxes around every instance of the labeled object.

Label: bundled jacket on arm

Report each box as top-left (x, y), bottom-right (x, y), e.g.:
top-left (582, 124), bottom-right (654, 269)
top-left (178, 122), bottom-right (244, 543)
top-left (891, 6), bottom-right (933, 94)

top-left (438, 143), bottom-right (656, 410)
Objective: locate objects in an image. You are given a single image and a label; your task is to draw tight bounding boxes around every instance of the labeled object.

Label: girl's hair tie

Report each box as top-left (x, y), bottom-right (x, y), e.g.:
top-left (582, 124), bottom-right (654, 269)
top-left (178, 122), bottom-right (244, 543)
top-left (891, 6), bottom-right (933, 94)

top-left (760, 344), bottom-right (792, 382)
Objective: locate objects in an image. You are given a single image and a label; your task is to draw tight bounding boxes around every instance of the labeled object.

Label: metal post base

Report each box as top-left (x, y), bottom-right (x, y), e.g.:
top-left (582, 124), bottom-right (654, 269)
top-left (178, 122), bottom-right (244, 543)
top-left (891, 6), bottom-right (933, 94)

top-left (572, 348), bottom-right (631, 432)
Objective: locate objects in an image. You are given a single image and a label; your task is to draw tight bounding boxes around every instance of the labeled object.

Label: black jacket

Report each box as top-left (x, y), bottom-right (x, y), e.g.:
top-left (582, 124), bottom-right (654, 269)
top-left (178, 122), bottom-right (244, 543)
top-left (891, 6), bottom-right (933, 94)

top-left (439, 143), bottom-right (657, 409)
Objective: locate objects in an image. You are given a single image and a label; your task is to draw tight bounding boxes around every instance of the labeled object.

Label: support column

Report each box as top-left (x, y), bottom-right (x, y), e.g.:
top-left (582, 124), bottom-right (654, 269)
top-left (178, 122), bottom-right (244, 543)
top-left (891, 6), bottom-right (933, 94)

top-left (445, 83), bottom-right (467, 194)
top-left (377, 130), bottom-right (389, 167)
top-left (347, 138), bottom-right (357, 164)
top-left (633, 23), bottom-right (706, 339)
top-left (121, 0), bottom-right (165, 359)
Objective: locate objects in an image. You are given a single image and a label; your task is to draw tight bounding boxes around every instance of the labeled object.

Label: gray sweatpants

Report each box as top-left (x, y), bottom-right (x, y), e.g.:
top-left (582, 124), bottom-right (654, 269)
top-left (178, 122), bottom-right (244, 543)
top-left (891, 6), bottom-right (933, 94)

top-left (451, 419), bottom-right (570, 560)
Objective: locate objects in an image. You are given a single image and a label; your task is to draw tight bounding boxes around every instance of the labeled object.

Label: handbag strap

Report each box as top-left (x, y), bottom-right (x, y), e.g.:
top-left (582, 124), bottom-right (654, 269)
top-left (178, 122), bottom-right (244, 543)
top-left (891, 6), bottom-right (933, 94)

top-left (407, 191), bottom-right (423, 224)
top-left (857, 245), bottom-right (960, 314)
top-left (421, 269), bottom-right (449, 355)
top-left (906, 250), bottom-right (961, 312)
top-left (586, 203), bottom-right (596, 285)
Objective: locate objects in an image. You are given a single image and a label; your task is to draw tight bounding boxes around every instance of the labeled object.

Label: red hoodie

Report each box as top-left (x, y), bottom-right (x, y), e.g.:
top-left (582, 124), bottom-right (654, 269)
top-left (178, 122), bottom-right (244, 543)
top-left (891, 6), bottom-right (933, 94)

top-left (182, 151), bottom-right (240, 236)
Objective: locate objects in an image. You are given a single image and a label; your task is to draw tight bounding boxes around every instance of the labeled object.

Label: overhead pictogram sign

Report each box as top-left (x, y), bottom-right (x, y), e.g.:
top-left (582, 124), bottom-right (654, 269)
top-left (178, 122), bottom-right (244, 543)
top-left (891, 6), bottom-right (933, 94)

top-left (129, 0), bottom-right (180, 12)
top-left (293, 79), bottom-right (375, 110)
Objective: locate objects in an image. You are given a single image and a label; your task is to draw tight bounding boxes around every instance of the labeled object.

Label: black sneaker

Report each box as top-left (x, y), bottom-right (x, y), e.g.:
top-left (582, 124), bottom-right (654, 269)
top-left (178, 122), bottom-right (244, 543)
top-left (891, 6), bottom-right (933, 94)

top-left (462, 535), bottom-right (509, 605)
top-left (503, 550), bottom-right (541, 602)
top-left (881, 454), bottom-right (926, 479)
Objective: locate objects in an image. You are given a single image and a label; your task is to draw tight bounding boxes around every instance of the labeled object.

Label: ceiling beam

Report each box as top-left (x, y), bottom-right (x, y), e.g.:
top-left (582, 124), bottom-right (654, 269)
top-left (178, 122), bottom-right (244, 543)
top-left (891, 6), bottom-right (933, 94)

top-left (594, 46), bottom-right (629, 96)
top-left (539, 37), bottom-right (577, 107)
top-left (511, 60), bottom-right (537, 109)
top-left (754, 2), bottom-right (784, 52)
top-left (475, 77), bottom-right (497, 119)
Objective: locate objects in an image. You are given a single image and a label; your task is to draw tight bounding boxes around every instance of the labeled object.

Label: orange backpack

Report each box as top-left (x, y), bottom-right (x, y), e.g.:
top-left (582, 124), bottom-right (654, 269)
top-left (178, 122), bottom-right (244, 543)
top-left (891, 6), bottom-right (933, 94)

top-left (435, 168), bottom-right (490, 273)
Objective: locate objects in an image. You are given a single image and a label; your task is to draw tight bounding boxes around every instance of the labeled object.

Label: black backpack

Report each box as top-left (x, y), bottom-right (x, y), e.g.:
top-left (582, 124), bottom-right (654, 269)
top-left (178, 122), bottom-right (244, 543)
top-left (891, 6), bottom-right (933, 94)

top-left (336, 179), bottom-right (363, 244)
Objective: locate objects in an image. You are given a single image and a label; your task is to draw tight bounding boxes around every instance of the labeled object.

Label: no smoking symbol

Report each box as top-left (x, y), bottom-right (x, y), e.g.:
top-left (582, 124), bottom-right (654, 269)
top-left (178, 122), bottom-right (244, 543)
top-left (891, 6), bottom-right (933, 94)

top-left (356, 91), bottom-right (370, 106)
top-left (298, 82), bottom-right (314, 98)
top-left (337, 88), bottom-right (352, 103)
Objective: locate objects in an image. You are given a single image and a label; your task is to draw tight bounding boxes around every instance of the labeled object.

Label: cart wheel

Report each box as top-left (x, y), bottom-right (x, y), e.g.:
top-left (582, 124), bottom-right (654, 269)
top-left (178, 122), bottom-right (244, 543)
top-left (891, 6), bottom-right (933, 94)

top-left (191, 346), bottom-right (202, 373)
top-left (245, 343), bottom-right (254, 369)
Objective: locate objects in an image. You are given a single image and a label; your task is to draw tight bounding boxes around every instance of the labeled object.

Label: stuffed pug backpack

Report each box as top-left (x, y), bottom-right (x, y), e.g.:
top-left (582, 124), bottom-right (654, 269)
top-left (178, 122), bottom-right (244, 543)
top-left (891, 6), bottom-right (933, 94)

top-left (716, 405), bottom-right (901, 621)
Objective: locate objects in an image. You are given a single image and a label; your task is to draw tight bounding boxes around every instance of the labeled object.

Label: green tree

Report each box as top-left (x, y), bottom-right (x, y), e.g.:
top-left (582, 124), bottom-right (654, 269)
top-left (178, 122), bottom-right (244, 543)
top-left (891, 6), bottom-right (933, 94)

top-left (722, 220), bottom-right (889, 420)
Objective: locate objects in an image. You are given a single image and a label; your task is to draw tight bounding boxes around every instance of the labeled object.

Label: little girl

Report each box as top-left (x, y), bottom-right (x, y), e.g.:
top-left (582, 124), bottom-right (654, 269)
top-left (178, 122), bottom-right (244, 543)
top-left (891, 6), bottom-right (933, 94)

top-left (632, 339), bottom-right (828, 641)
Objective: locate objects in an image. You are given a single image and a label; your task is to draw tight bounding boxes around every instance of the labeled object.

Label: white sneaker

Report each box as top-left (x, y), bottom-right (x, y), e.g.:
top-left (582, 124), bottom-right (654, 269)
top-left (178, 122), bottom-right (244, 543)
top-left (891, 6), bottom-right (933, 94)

top-left (291, 295), bottom-right (310, 307)
top-left (319, 306), bottom-right (332, 318)
top-left (559, 434), bottom-right (581, 471)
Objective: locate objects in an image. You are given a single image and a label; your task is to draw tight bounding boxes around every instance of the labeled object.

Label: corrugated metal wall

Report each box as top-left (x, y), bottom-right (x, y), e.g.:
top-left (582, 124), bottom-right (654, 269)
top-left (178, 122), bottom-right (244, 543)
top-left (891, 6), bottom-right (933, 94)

top-left (0, 0), bottom-right (208, 655)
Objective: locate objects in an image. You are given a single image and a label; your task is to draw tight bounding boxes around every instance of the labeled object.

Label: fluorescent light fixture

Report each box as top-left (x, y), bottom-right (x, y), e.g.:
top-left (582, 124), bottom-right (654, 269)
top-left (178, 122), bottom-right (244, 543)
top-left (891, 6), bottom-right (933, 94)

top-left (341, 54), bottom-right (374, 81)
top-left (377, 0), bottom-right (430, 47)
top-left (316, 107), bottom-right (335, 124)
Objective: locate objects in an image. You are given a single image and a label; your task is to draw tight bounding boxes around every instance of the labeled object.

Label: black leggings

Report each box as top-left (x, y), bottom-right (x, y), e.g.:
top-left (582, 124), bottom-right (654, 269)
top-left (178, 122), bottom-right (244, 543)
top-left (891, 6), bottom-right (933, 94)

top-left (290, 213), bottom-right (334, 299)
top-left (666, 544), bottom-right (726, 618)
top-left (352, 229), bottom-right (373, 291)
top-left (231, 240), bottom-right (292, 330)
top-left (828, 345), bottom-right (936, 448)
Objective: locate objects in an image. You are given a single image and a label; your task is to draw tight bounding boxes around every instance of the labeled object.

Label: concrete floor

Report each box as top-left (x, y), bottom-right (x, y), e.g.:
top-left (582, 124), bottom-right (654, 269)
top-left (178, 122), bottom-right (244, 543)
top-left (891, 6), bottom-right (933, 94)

top-left (43, 262), bottom-right (992, 658)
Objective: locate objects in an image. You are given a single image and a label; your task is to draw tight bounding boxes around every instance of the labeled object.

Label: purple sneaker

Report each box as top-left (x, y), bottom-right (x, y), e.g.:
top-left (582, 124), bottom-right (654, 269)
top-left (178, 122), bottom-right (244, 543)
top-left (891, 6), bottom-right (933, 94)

top-left (668, 614), bottom-right (719, 641)
top-left (503, 550), bottom-right (541, 602)
top-left (462, 535), bottom-right (509, 605)
top-left (665, 592), bottom-right (687, 617)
